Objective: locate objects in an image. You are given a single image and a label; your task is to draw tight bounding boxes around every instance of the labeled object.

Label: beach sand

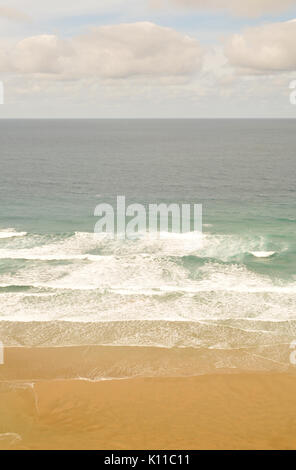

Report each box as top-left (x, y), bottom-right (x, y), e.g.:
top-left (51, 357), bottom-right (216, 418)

top-left (0, 347), bottom-right (296, 450)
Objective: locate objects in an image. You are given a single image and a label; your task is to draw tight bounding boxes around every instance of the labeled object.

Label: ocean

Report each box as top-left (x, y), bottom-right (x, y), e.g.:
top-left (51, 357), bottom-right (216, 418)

top-left (0, 118), bottom-right (296, 377)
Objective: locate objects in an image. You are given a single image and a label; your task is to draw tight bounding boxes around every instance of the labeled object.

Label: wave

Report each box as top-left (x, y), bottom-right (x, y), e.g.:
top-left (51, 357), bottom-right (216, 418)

top-left (1, 280), bottom-right (296, 295)
top-left (0, 230), bottom-right (286, 261)
top-left (0, 230), bottom-right (293, 330)
top-left (250, 251), bottom-right (276, 258)
top-left (1, 264), bottom-right (296, 325)
top-left (0, 229), bottom-right (27, 239)
top-left (0, 252), bottom-right (292, 294)
top-left (0, 253), bottom-right (110, 261)
top-left (0, 230), bottom-right (292, 302)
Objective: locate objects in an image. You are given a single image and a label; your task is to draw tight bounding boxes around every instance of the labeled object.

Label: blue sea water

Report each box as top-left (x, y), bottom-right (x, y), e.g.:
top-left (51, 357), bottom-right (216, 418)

top-left (0, 119), bottom-right (296, 374)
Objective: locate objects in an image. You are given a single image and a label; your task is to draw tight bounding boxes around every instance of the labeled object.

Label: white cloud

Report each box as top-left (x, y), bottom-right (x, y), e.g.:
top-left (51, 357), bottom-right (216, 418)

top-left (224, 20), bottom-right (296, 73)
top-left (156, 0), bottom-right (296, 17)
top-left (0, 22), bottom-right (203, 80)
top-left (8, 35), bottom-right (71, 73)
top-left (0, 2), bottom-right (294, 117)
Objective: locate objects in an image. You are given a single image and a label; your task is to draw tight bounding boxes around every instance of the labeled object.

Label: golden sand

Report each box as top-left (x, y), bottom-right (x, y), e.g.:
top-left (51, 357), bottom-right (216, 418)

top-left (0, 347), bottom-right (296, 450)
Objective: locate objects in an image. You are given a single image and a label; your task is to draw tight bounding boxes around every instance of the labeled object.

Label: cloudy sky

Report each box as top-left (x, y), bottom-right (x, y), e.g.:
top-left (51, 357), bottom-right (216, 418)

top-left (0, 0), bottom-right (296, 117)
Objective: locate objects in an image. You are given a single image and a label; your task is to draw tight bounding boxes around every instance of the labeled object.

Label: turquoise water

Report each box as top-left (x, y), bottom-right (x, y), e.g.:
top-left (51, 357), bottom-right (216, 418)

top-left (0, 119), bottom-right (296, 373)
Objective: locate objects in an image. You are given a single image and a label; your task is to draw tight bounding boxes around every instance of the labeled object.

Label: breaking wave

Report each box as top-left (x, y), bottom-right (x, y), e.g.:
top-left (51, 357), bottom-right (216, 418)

top-left (0, 229), bottom-right (294, 358)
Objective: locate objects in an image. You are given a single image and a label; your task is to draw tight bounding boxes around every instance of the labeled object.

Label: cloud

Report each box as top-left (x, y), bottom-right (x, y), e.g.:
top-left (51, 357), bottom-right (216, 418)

top-left (8, 35), bottom-right (72, 74)
top-left (0, 6), bottom-right (30, 21)
top-left (0, 22), bottom-right (203, 80)
top-left (71, 22), bottom-right (203, 79)
top-left (224, 20), bottom-right (296, 73)
top-left (155, 0), bottom-right (296, 17)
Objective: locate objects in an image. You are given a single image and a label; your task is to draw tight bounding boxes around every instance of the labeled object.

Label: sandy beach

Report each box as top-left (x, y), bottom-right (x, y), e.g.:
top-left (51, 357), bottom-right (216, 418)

top-left (0, 347), bottom-right (296, 450)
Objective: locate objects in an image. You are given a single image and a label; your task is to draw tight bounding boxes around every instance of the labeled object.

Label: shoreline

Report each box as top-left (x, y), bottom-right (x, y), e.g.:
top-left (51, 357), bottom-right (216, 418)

top-left (0, 344), bottom-right (293, 382)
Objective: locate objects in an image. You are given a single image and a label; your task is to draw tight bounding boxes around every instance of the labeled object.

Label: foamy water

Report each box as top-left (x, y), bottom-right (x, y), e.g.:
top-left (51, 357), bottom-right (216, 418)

top-left (0, 228), bottom-right (295, 362)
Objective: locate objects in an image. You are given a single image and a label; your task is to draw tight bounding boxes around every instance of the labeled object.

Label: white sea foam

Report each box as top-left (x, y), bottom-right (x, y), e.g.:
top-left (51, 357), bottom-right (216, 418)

top-left (0, 230), bottom-right (285, 261)
top-left (250, 251), bottom-right (276, 258)
top-left (0, 252), bottom-right (110, 261)
top-left (1, 259), bottom-right (296, 326)
top-left (0, 230), bottom-right (293, 329)
top-left (0, 229), bottom-right (27, 239)
top-left (0, 230), bottom-right (290, 297)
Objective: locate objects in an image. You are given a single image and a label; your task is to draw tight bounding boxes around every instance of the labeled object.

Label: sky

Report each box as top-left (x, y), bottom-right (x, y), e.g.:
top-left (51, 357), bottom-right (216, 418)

top-left (0, 0), bottom-right (296, 118)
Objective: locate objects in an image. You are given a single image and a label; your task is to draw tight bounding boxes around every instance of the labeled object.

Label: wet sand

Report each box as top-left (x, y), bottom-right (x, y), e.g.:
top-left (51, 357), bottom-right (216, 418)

top-left (0, 347), bottom-right (296, 450)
